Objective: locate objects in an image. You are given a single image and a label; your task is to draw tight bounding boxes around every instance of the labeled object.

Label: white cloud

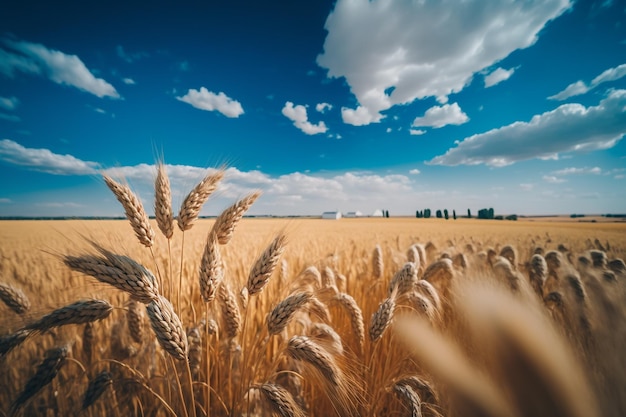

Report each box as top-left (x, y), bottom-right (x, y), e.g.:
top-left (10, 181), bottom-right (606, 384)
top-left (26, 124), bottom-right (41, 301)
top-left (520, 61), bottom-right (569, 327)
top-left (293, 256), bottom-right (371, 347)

top-left (409, 169), bottom-right (421, 175)
top-left (549, 63), bottom-right (626, 100)
top-left (412, 103), bottom-right (469, 129)
top-left (0, 96), bottom-right (19, 111)
top-left (341, 106), bottom-right (382, 126)
top-left (548, 81), bottom-right (590, 100)
top-left (552, 166), bottom-right (602, 175)
top-left (429, 89), bottom-right (626, 167)
top-left (0, 198), bottom-right (11, 203)
top-left (317, 0), bottom-right (570, 125)
top-left (177, 87), bottom-right (244, 118)
top-left (2, 39), bottom-right (119, 98)
top-left (520, 183), bottom-right (534, 191)
top-left (543, 175), bottom-right (566, 183)
top-left (122, 77), bottom-right (136, 85)
top-left (409, 129), bottom-right (426, 136)
top-left (484, 67), bottom-right (516, 88)
top-left (94, 108), bottom-right (106, 114)
top-left (316, 102), bottom-right (333, 113)
top-left (282, 102), bottom-right (328, 135)
top-left (0, 139), bottom-right (100, 175)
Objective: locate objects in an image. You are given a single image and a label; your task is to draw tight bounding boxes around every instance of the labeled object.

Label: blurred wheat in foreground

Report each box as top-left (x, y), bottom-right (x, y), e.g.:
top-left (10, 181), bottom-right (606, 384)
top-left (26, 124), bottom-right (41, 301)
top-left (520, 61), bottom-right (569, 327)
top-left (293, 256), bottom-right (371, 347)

top-left (1, 162), bottom-right (625, 417)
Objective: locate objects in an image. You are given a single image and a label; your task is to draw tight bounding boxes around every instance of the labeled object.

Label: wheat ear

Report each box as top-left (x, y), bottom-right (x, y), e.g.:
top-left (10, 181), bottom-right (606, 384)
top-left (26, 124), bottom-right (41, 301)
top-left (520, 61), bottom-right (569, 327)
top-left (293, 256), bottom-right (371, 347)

top-left (103, 175), bottom-right (155, 247)
top-left (212, 191), bottom-right (261, 244)
top-left (287, 335), bottom-right (339, 386)
top-left (369, 297), bottom-right (396, 342)
top-left (24, 299), bottom-right (113, 332)
top-left (0, 329), bottom-right (32, 358)
top-left (0, 282), bottom-right (30, 314)
top-left (388, 262), bottom-right (418, 297)
top-left (64, 249), bottom-right (159, 304)
top-left (83, 371), bottom-right (113, 409)
top-left (146, 294), bottom-right (188, 360)
top-left (267, 292), bottom-right (312, 335)
top-left (127, 299), bottom-right (144, 344)
top-left (333, 292), bottom-right (365, 350)
top-left (258, 383), bottom-right (306, 417)
top-left (155, 162), bottom-right (174, 239)
top-left (10, 345), bottom-right (69, 414)
top-left (177, 169), bottom-right (224, 231)
top-left (373, 244), bottom-right (384, 279)
top-left (393, 382), bottom-right (423, 417)
top-left (247, 233), bottom-right (287, 296)
top-left (199, 232), bottom-right (223, 302)
top-left (219, 283), bottom-right (241, 338)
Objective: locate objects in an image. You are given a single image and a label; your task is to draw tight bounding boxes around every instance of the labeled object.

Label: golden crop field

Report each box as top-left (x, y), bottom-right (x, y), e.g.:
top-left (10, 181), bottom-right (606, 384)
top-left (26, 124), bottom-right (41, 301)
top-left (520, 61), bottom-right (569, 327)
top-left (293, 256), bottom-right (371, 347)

top-left (1, 210), bottom-right (626, 416)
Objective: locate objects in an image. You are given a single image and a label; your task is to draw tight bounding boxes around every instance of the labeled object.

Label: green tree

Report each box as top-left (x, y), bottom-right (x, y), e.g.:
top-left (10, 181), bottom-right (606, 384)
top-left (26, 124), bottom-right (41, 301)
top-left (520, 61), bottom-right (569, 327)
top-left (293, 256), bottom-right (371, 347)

top-left (436, 210), bottom-right (442, 219)
top-left (444, 209), bottom-right (449, 220)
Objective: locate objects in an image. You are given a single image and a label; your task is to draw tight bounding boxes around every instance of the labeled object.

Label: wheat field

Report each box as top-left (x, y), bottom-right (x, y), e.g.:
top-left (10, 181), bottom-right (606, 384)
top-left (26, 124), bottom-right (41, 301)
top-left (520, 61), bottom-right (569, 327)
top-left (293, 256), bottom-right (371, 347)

top-left (1, 170), bottom-right (625, 417)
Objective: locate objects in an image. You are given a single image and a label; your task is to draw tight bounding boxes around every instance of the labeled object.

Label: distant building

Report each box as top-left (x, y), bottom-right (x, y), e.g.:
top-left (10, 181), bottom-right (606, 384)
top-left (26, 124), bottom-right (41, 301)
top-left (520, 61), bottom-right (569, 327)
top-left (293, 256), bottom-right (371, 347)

top-left (371, 209), bottom-right (384, 217)
top-left (345, 211), bottom-right (363, 218)
top-left (322, 211), bottom-right (342, 219)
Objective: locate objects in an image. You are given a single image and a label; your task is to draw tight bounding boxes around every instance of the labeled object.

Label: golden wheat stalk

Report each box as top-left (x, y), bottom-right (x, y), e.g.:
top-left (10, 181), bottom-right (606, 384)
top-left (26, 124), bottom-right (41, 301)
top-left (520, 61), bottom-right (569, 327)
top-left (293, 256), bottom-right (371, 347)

top-left (212, 191), bottom-right (261, 244)
top-left (103, 175), bottom-right (155, 247)
top-left (177, 169), bottom-right (224, 231)
top-left (155, 163), bottom-right (174, 239)
top-left (0, 282), bottom-right (30, 314)
top-left (247, 233), bottom-right (287, 296)
top-left (146, 294), bottom-right (188, 360)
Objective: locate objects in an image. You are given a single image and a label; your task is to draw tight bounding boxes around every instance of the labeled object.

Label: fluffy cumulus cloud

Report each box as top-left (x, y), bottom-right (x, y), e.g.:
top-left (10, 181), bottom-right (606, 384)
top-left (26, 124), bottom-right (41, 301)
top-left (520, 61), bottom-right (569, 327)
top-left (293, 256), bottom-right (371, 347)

top-left (316, 102), bottom-right (333, 113)
top-left (428, 89), bottom-right (626, 167)
top-left (0, 139), bottom-right (100, 175)
top-left (484, 67), bottom-right (516, 88)
top-left (412, 103), bottom-right (469, 129)
top-left (317, 0), bottom-right (571, 125)
top-left (0, 39), bottom-right (119, 98)
top-left (177, 87), bottom-right (244, 118)
top-left (549, 63), bottom-right (626, 100)
top-left (409, 129), bottom-right (426, 136)
top-left (122, 77), bottom-right (136, 85)
top-left (282, 102), bottom-right (328, 135)
top-left (409, 169), bottom-right (421, 175)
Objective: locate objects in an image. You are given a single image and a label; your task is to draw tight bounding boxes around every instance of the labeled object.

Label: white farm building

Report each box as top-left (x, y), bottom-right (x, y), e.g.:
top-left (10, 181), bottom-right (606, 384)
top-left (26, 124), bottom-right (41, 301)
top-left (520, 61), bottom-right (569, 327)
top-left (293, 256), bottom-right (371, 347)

top-left (321, 211), bottom-right (342, 220)
top-left (345, 211), bottom-right (363, 218)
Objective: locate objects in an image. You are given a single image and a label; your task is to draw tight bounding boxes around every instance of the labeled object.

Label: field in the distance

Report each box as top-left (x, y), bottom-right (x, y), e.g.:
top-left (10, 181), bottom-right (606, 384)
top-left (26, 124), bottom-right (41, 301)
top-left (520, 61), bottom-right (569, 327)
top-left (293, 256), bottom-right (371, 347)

top-left (1, 217), bottom-right (625, 417)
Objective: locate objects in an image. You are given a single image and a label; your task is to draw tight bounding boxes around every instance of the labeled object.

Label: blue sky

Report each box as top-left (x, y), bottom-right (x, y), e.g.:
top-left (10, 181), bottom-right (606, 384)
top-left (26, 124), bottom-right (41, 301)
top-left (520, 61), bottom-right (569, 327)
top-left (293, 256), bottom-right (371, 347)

top-left (0, 0), bottom-right (625, 217)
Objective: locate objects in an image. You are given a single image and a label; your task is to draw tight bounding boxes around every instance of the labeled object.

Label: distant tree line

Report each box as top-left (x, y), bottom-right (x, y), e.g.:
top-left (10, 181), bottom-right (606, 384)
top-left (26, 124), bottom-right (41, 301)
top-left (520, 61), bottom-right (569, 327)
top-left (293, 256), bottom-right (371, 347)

top-left (415, 207), bottom-right (517, 221)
